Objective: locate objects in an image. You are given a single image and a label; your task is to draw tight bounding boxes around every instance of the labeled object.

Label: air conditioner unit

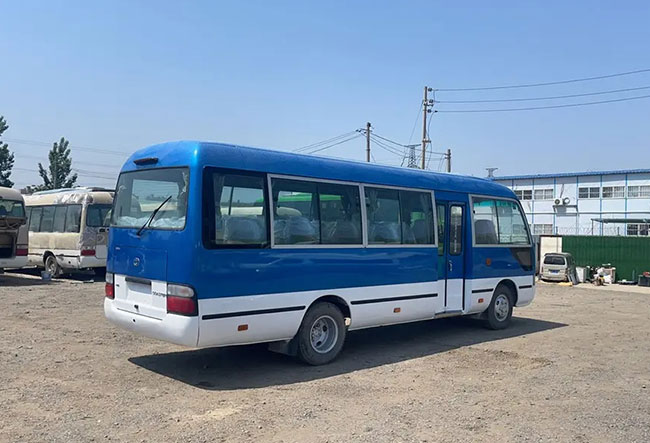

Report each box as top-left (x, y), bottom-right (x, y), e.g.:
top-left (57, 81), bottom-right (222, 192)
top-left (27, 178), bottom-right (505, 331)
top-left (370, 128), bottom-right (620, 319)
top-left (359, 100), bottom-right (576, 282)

top-left (562, 197), bottom-right (571, 205)
top-left (554, 198), bottom-right (562, 206)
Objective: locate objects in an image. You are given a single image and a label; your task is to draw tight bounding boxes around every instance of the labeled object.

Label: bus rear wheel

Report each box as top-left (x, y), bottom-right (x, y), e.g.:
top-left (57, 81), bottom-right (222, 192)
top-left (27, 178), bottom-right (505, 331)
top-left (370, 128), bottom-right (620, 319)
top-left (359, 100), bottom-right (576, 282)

top-left (296, 302), bottom-right (346, 365)
top-left (44, 254), bottom-right (62, 278)
top-left (485, 285), bottom-right (514, 330)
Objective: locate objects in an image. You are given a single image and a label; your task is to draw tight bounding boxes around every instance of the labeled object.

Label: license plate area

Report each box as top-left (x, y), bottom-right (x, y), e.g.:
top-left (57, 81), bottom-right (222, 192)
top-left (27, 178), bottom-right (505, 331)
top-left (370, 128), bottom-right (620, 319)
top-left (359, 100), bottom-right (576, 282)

top-left (114, 275), bottom-right (167, 319)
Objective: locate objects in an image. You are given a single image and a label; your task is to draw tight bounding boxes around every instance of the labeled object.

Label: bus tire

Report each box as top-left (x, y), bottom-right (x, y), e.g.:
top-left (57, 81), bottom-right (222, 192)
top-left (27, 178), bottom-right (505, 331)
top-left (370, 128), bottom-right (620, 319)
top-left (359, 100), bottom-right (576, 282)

top-left (485, 285), bottom-right (513, 330)
top-left (44, 254), bottom-right (62, 278)
top-left (296, 302), bottom-right (346, 366)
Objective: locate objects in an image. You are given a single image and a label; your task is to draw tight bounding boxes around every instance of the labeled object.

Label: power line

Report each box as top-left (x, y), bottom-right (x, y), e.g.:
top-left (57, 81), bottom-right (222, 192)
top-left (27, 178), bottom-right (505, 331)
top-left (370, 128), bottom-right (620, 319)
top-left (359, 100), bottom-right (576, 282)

top-left (13, 167), bottom-right (116, 182)
top-left (436, 85), bottom-right (650, 103)
top-left (407, 103), bottom-right (422, 145)
top-left (5, 138), bottom-right (131, 157)
top-left (370, 137), bottom-right (404, 157)
top-left (436, 68), bottom-right (650, 92)
top-left (370, 132), bottom-right (410, 147)
top-left (293, 131), bottom-right (359, 152)
top-left (306, 133), bottom-right (363, 154)
top-left (436, 93), bottom-right (650, 113)
top-left (14, 153), bottom-right (122, 169)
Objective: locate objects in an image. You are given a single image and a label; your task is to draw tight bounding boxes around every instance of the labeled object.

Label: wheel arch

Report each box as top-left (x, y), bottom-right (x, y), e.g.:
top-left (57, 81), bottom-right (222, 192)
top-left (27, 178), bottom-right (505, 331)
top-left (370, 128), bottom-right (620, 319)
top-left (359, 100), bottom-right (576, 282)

top-left (42, 250), bottom-right (56, 264)
top-left (307, 294), bottom-right (351, 321)
top-left (495, 279), bottom-right (518, 306)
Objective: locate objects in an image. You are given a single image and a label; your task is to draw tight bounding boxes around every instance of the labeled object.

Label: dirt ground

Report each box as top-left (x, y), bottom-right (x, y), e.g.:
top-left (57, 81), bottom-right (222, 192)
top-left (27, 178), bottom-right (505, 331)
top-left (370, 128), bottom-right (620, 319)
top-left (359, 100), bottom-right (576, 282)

top-left (1, 273), bottom-right (648, 443)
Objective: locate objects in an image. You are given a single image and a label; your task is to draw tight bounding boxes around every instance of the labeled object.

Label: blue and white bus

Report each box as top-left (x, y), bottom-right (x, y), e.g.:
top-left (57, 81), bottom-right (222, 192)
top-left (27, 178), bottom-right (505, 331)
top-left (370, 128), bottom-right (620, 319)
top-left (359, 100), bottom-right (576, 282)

top-left (104, 141), bottom-right (535, 365)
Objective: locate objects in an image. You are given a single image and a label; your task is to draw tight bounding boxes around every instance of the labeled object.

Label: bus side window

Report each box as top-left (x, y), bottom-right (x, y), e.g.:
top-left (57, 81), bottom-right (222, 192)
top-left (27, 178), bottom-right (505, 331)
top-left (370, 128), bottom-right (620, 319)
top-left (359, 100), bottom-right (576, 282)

top-left (473, 198), bottom-right (498, 245)
top-left (436, 204), bottom-right (445, 256)
top-left (65, 205), bottom-right (82, 233)
top-left (449, 205), bottom-right (463, 255)
top-left (29, 207), bottom-right (43, 232)
top-left (40, 206), bottom-right (56, 233)
top-left (272, 179), bottom-right (320, 245)
top-left (366, 187), bottom-right (401, 244)
top-left (211, 172), bottom-right (267, 246)
top-left (400, 190), bottom-right (434, 244)
top-left (53, 206), bottom-right (67, 233)
top-left (318, 182), bottom-right (362, 245)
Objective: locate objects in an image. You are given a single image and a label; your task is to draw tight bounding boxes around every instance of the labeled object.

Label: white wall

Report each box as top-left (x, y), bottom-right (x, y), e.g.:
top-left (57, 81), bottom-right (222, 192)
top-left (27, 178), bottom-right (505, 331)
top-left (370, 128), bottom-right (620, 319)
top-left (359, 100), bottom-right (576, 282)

top-left (495, 171), bottom-right (650, 236)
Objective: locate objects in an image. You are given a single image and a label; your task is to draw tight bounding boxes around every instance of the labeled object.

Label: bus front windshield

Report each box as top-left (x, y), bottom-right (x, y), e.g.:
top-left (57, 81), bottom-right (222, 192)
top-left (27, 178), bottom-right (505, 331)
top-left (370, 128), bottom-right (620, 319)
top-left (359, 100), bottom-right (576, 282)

top-left (111, 168), bottom-right (189, 230)
top-left (0, 199), bottom-right (25, 218)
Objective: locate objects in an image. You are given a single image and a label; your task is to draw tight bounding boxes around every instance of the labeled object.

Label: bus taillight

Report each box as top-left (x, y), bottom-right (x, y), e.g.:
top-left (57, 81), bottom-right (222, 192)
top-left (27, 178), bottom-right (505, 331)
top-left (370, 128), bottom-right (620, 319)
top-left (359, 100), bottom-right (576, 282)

top-left (81, 248), bottom-right (96, 256)
top-left (15, 248), bottom-right (28, 256)
top-left (105, 272), bottom-right (114, 299)
top-left (166, 283), bottom-right (197, 316)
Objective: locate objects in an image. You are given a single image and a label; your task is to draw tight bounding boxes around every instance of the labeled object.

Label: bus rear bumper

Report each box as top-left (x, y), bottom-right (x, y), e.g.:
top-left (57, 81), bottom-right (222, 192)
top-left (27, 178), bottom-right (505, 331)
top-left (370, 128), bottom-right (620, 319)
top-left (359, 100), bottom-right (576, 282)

top-left (0, 256), bottom-right (28, 269)
top-left (104, 298), bottom-right (199, 347)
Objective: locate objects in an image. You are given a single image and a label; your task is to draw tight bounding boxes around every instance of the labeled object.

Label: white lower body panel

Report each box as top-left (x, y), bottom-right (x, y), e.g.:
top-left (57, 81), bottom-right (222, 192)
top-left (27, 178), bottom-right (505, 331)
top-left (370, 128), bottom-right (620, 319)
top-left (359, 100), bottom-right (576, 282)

top-left (104, 277), bottom-right (535, 349)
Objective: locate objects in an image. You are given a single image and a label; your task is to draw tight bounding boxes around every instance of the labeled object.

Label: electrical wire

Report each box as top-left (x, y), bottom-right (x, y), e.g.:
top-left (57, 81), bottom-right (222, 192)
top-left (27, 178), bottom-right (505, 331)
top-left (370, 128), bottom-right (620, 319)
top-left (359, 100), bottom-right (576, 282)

top-left (369, 135), bottom-right (405, 156)
top-left (293, 131), bottom-right (359, 152)
top-left (306, 133), bottom-right (363, 154)
top-left (13, 167), bottom-right (116, 182)
top-left (435, 85), bottom-right (650, 103)
top-left (436, 68), bottom-right (650, 92)
top-left (4, 138), bottom-right (131, 157)
top-left (370, 132), bottom-right (410, 147)
top-left (15, 153), bottom-right (122, 169)
top-left (436, 94), bottom-right (650, 113)
top-left (407, 103), bottom-right (422, 145)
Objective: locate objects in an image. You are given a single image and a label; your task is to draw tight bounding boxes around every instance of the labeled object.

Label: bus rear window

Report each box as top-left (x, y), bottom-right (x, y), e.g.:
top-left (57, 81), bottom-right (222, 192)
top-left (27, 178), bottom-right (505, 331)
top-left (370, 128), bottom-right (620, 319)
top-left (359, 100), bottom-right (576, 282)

top-left (0, 199), bottom-right (25, 218)
top-left (112, 168), bottom-right (189, 230)
top-left (86, 204), bottom-right (112, 228)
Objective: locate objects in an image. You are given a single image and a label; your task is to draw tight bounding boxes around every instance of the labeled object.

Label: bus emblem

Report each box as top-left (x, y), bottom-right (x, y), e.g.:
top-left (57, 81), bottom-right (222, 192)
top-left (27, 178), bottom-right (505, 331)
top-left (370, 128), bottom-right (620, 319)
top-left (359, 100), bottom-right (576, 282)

top-left (133, 257), bottom-right (141, 267)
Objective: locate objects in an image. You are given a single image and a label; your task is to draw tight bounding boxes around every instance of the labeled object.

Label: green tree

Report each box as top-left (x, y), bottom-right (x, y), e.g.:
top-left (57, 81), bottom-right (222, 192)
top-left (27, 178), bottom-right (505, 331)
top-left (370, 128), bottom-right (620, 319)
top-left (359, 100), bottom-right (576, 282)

top-left (37, 137), bottom-right (78, 190)
top-left (0, 116), bottom-right (15, 188)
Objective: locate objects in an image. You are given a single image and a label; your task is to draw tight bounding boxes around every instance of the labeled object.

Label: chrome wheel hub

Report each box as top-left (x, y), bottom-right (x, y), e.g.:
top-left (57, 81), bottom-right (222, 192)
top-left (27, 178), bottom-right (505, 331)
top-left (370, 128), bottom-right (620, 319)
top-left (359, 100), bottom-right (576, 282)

top-left (494, 294), bottom-right (510, 321)
top-left (309, 315), bottom-right (338, 354)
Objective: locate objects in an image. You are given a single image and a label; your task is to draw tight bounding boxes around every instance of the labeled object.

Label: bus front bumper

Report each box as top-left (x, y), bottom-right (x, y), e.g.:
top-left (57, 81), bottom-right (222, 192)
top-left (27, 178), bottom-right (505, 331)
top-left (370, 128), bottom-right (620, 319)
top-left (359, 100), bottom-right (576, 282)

top-left (104, 298), bottom-right (199, 347)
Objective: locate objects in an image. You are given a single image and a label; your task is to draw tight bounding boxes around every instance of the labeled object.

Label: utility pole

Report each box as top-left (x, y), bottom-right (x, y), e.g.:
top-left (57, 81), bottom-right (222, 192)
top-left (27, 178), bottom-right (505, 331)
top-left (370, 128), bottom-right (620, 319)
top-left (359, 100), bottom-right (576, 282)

top-left (422, 87), bottom-right (433, 169)
top-left (446, 148), bottom-right (451, 173)
top-left (365, 122), bottom-right (371, 162)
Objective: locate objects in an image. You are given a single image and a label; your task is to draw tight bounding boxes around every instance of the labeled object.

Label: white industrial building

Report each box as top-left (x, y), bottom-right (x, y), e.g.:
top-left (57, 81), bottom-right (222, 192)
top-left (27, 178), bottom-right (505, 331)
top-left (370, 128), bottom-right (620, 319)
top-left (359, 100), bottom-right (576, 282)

top-left (492, 169), bottom-right (650, 236)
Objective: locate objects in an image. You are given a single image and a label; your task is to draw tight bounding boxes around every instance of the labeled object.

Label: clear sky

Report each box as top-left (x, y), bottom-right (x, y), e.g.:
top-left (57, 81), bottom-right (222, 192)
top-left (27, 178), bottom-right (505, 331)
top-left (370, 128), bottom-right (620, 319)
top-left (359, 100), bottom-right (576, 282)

top-left (2, 1), bottom-right (649, 189)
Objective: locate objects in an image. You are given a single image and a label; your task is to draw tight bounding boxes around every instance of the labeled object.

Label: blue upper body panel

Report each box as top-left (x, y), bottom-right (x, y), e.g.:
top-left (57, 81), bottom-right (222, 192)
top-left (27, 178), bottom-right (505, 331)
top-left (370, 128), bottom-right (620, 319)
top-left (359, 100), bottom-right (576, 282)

top-left (109, 141), bottom-right (530, 299)
top-left (121, 141), bottom-right (516, 199)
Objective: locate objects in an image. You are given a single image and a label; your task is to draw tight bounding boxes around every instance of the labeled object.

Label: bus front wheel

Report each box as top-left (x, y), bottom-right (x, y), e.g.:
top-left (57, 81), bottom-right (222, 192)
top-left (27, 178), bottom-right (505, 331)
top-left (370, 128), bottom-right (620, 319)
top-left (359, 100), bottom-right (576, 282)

top-left (485, 285), bottom-right (514, 330)
top-left (296, 302), bottom-right (346, 365)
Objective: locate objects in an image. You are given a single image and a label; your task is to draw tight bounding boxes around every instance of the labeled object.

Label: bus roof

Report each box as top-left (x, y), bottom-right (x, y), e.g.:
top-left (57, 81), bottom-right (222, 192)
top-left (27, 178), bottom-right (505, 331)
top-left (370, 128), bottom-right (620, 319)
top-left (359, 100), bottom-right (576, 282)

top-left (122, 141), bottom-right (515, 198)
top-left (0, 187), bottom-right (25, 201)
top-left (25, 189), bottom-right (114, 206)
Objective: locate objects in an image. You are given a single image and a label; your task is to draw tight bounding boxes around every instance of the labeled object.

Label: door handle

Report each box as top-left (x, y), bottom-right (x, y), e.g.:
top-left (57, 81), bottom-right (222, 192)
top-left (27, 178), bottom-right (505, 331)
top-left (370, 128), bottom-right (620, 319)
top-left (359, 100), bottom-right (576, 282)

top-left (448, 260), bottom-right (453, 272)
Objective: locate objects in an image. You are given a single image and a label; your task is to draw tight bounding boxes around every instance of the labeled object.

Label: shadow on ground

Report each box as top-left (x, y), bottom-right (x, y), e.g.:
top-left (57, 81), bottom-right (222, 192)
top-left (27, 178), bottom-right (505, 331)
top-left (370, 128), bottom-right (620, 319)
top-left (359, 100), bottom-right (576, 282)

top-left (130, 316), bottom-right (566, 391)
top-left (0, 272), bottom-right (59, 287)
top-left (0, 268), bottom-right (104, 285)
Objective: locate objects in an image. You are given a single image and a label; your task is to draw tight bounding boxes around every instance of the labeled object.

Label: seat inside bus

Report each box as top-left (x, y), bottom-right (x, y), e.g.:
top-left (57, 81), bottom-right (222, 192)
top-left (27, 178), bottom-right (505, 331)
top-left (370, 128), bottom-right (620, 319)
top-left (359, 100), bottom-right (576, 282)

top-left (475, 219), bottom-right (498, 244)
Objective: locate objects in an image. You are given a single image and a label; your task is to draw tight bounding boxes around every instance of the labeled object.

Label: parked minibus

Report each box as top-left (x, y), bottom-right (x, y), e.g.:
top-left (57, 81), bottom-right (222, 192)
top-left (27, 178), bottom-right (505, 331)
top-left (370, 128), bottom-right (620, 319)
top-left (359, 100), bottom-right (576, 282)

top-left (105, 141), bottom-right (535, 365)
top-left (0, 187), bottom-right (28, 271)
top-left (25, 187), bottom-right (113, 276)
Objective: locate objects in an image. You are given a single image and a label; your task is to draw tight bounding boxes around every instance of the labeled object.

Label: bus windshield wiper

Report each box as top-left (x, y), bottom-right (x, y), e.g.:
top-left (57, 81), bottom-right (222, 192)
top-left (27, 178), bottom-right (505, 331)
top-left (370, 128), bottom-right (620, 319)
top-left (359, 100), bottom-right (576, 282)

top-left (136, 195), bottom-right (172, 236)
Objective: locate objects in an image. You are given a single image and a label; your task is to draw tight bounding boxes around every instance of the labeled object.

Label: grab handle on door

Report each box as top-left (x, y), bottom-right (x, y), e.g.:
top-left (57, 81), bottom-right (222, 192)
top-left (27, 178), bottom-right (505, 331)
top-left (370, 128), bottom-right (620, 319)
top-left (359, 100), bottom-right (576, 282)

top-left (448, 260), bottom-right (453, 272)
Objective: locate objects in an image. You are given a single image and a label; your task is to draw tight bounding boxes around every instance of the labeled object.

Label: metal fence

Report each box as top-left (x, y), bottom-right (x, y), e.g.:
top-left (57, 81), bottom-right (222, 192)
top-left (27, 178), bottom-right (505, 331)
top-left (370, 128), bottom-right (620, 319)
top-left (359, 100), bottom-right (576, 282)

top-left (561, 235), bottom-right (650, 281)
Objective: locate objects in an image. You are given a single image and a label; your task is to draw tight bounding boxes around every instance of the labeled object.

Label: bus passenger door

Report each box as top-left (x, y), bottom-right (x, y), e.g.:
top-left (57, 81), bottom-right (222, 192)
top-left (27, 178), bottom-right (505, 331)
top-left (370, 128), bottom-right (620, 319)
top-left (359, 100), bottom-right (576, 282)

top-left (437, 202), bottom-right (465, 312)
